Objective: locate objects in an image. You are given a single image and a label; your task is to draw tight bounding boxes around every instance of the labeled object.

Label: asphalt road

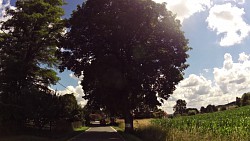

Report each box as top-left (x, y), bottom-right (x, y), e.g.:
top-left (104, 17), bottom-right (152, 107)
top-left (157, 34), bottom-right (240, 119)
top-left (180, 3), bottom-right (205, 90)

top-left (69, 126), bottom-right (125, 141)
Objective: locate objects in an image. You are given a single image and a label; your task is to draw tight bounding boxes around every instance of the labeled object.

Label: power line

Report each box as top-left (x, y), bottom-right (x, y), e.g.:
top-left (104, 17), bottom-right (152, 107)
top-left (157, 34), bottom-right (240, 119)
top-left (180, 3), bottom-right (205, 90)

top-left (57, 81), bottom-right (77, 95)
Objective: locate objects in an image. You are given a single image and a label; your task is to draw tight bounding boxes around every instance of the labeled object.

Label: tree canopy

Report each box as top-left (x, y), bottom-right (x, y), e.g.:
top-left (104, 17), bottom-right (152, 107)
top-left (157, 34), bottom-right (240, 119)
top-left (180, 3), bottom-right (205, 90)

top-left (173, 99), bottom-right (187, 115)
top-left (0, 0), bottom-right (65, 101)
top-left (0, 0), bottom-right (65, 131)
top-left (241, 92), bottom-right (250, 106)
top-left (58, 0), bottom-right (190, 132)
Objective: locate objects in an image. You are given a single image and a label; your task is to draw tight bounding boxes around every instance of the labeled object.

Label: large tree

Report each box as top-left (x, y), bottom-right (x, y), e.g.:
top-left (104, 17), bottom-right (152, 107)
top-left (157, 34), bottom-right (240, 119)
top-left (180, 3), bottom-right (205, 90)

top-left (59, 94), bottom-right (83, 122)
top-left (58, 0), bottom-right (190, 132)
top-left (241, 92), bottom-right (250, 106)
top-left (0, 0), bottom-right (65, 127)
top-left (173, 99), bottom-right (187, 115)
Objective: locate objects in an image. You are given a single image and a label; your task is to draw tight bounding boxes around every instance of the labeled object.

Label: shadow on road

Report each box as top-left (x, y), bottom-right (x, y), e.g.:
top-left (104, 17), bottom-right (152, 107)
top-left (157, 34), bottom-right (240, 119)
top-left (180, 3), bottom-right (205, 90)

top-left (89, 124), bottom-right (107, 127)
top-left (70, 129), bottom-right (124, 141)
top-left (71, 125), bottom-right (124, 141)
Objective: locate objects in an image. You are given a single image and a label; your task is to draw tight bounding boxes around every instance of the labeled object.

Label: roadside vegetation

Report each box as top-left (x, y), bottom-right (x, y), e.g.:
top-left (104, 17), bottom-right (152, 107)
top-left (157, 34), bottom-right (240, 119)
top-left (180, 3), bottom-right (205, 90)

top-left (0, 125), bottom-right (89, 141)
top-left (0, 1), bottom-right (88, 140)
top-left (113, 126), bottom-right (142, 141)
top-left (131, 105), bottom-right (250, 141)
top-left (113, 93), bottom-right (250, 141)
top-left (113, 119), bottom-right (150, 141)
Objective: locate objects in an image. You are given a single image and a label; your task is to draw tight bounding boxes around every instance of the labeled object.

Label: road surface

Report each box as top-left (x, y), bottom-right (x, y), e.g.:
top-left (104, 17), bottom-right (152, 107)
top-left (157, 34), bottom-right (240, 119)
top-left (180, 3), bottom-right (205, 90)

top-left (69, 126), bottom-right (125, 141)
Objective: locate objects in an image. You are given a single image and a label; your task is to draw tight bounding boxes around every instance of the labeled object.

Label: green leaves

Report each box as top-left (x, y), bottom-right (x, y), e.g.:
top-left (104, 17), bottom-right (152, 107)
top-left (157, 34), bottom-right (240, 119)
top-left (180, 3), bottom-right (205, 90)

top-left (0, 0), bottom-right (65, 89)
top-left (58, 0), bottom-right (190, 117)
top-left (0, 0), bottom-right (65, 128)
top-left (173, 99), bottom-right (187, 115)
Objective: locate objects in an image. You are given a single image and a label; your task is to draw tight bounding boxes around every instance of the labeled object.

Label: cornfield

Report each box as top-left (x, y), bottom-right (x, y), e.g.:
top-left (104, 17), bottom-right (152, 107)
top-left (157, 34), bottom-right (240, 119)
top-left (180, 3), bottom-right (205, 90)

top-left (151, 105), bottom-right (250, 140)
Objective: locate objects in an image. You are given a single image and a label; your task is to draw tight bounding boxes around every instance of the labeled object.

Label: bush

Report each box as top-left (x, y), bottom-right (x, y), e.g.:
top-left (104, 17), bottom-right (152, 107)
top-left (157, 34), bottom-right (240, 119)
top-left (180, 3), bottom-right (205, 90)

top-left (188, 111), bottom-right (196, 116)
top-left (71, 121), bottom-right (83, 129)
top-left (54, 120), bottom-right (73, 133)
top-left (174, 113), bottom-right (181, 117)
top-left (182, 113), bottom-right (188, 116)
top-left (220, 106), bottom-right (227, 111)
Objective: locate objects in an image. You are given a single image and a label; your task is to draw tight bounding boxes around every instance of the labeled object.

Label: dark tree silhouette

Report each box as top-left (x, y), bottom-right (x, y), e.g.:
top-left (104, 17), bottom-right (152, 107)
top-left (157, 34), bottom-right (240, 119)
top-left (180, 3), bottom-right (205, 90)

top-left (241, 92), bottom-right (250, 106)
top-left (206, 104), bottom-right (218, 113)
top-left (200, 106), bottom-right (206, 113)
top-left (58, 0), bottom-right (190, 132)
top-left (173, 99), bottom-right (187, 115)
top-left (23, 90), bottom-right (61, 130)
top-left (236, 97), bottom-right (241, 107)
top-left (59, 94), bottom-right (83, 122)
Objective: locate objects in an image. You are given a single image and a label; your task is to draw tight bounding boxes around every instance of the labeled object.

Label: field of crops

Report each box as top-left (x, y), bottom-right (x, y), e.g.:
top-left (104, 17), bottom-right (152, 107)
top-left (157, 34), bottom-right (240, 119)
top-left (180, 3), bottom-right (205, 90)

top-left (151, 105), bottom-right (250, 140)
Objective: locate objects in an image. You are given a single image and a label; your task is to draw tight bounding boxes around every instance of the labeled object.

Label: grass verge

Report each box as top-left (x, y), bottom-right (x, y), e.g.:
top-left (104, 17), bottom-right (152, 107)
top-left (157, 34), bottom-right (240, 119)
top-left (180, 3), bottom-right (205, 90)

top-left (73, 126), bottom-right (89, 132)
top-left (112, 126), bottom-right (142, 141)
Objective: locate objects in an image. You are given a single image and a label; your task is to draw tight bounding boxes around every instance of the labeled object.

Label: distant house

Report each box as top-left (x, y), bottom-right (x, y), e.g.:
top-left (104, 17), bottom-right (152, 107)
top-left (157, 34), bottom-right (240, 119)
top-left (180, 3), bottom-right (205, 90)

top-left (216, 101), bottom-right (237, 111)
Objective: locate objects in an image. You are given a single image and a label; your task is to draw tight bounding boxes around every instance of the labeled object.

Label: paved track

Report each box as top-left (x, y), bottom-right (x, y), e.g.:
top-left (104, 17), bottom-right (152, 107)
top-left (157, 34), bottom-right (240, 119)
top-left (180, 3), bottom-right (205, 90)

top-left (69, 126), bottom-right (125, 141)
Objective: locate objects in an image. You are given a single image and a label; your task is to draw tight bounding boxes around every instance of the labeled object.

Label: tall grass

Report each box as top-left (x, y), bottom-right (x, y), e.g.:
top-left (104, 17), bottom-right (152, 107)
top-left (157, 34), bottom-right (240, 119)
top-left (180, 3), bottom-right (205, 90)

top-left (135, 125), bottom-right (169, 141)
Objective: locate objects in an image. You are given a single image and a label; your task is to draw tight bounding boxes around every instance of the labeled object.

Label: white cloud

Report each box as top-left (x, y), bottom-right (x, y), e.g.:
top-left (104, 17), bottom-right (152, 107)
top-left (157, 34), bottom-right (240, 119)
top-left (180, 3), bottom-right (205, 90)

top-left (57, 73), bottom-right (87, 107)
top-left (153, 0), bottom-right (211, 23)
top-left (0, 0), bottom-right (15, 33)
top-left (238, 52), bottom-right (249, 62)
top-left (223, 53), bottom-right (233, 69)
top-left (203, 69), bottom-right (210, 73)
top-left (223, 0), bottom-right (245, 4)
top-left (236, 0), bottom-right (245, 4)
top-left (69, 72), bottom-right (84, 85)
top-left (57, 85), bottom-right (87, 107)
top-left (206, 3), bottom-right (250, 46)
top-left (153, 0), bottom-right (250, 46)
top-left (214, 53), bottom-right (250, 94)
top-left (163, 52), bottom-right (250, 114)
top-left (0, 0), bottom-right (14, 22)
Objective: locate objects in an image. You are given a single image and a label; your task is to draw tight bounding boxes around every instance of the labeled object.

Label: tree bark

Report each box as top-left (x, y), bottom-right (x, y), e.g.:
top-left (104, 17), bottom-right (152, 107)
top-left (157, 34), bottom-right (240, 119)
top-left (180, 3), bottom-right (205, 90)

top-left (124, 109), bottom-right (133, 133)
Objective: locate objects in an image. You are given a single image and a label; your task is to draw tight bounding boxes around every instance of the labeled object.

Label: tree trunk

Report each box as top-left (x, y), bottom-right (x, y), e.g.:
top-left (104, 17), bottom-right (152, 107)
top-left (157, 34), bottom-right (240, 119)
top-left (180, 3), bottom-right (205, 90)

top-left (124, 109), bottom-right (133, 133)
top-left (110, 113), bottom-right (116, 125)
top-left (49, 121), bottom-right (52, 132)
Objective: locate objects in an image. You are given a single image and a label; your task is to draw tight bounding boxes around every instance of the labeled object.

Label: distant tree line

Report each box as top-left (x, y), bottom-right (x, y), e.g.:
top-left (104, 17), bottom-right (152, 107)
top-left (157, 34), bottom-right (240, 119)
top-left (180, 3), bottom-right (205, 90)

top-left (200, 104), bottom-right (218, 114)
top-left (173, 99), bottom-right (199, 116)
top-left (236, 92), bottom-right (250, 107)
top-left (133, 104), bottom-right (166, 119)
top-left (173, 92), bottom-right (250, 117)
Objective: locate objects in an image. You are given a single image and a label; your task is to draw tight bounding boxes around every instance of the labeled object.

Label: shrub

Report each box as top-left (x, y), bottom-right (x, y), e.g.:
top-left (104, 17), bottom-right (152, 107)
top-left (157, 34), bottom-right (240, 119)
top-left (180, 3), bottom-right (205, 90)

top-left (188, 111), bottom-right (196, 116)
top-left (54, 120), bottom-right (73, 133)
top-left (220, 106), bottom-right (227, 111)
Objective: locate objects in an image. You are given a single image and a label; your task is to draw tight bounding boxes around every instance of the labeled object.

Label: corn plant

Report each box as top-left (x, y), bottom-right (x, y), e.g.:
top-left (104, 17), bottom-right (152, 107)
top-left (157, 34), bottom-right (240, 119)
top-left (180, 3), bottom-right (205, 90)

top-left (151, 105), bottom-right (250, 140)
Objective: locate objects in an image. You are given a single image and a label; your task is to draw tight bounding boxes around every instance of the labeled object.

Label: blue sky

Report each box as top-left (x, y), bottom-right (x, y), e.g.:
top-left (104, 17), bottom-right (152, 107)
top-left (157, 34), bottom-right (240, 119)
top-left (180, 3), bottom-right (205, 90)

top-left (4, 0), bottom-right (250, 113)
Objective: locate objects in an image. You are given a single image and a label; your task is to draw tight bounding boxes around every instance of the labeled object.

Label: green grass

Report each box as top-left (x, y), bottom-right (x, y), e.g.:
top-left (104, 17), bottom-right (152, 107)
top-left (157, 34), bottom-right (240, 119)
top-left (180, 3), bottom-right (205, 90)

top-left (73, 126), bottom-right (89, 132)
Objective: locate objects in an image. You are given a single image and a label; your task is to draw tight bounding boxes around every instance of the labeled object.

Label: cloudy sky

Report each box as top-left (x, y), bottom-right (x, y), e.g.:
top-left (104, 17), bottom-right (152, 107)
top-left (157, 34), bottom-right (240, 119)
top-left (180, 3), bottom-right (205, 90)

top-left (5, 0), bottom-right (250, 113)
